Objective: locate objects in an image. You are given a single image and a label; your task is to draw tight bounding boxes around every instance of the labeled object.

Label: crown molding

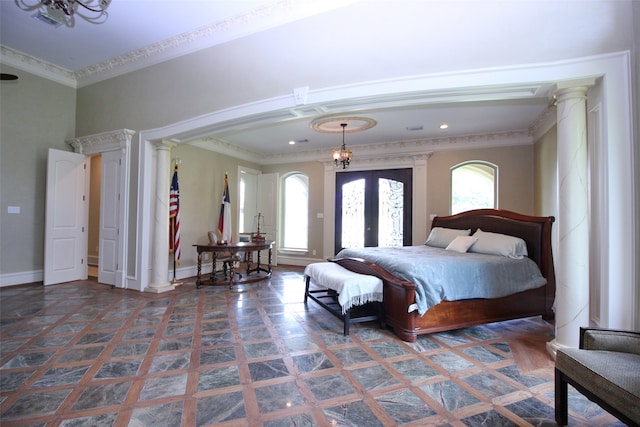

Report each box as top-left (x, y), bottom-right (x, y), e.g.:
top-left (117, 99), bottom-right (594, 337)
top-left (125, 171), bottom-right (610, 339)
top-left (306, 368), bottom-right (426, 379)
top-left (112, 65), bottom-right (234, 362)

top-left (529, 104), bottom-right (557, 140)
top-left (189, 129), bottom-right (532, 165)
top-left (74, 0), bottom-right (361, 87)
top-left (2, 1), bottom-right (361, 88)
top-left (0, 45), bottom-right (77, 88)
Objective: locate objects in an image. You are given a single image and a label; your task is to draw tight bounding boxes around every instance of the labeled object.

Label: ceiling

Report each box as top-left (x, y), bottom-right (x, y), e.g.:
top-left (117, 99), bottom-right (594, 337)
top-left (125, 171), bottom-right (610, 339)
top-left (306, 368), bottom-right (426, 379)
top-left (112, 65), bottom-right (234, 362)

top-left (0, 0), bottom-right (558, 157)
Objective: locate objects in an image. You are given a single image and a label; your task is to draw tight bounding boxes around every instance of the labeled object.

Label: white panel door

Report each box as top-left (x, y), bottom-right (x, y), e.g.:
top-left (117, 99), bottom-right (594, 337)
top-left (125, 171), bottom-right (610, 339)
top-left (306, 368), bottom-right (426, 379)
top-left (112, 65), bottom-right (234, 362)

top-left (257, 173), bottom-right (279, 265)
top-left (44, 149), bottom-right (89, 286)
top-left (98, 150), bottom-right (120, 286)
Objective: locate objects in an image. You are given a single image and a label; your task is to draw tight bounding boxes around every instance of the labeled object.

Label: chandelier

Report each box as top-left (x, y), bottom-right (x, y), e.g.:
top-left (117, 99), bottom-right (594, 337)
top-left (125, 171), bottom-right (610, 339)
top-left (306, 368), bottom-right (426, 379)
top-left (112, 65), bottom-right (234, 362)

top-left (17, 0), bottom-right (111, 26)
top-left (332, 123), bottom-right (352, 169)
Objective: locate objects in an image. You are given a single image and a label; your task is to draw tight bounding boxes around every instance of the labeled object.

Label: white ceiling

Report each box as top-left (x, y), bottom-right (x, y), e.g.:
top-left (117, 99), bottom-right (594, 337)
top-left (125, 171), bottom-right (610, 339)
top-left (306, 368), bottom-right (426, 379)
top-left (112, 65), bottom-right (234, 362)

top-left (0, 0), bottom-right (566, 156)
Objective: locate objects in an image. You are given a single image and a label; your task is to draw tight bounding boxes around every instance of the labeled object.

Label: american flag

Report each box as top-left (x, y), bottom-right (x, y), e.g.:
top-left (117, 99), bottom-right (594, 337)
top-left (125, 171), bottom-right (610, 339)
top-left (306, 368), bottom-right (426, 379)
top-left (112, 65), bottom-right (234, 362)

top-left (218, 173), bottom-right (232, 242)
top-left (169, 164), bottom-right (181, 263)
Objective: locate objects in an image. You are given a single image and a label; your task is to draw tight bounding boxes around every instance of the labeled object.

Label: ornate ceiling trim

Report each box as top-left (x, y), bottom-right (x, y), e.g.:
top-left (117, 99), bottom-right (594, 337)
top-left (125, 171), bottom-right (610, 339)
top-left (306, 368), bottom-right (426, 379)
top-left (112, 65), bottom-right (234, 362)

top-left (0, 45), bottom-right (76, 88)
top-left (189, 129), bottom-right (532, 165)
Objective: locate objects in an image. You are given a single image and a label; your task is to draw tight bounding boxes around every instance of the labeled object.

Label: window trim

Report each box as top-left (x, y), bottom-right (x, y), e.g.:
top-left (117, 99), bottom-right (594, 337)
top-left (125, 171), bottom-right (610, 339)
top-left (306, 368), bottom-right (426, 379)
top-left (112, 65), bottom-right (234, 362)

top-left (280, 171), bottom-right (309, 251)
top-left (450, 160), bottom-right (498, 214)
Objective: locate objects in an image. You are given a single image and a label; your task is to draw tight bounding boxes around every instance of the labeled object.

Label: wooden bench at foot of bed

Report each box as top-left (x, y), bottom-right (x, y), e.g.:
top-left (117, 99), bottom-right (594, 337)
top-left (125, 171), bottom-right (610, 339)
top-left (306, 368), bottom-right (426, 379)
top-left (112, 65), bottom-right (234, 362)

top-left (303, 262), bottom-right (385, 336)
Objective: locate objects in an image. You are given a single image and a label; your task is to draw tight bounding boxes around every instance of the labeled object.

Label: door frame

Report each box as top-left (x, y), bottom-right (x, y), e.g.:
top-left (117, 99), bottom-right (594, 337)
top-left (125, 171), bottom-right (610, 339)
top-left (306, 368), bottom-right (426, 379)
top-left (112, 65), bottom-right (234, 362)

top-left (323, 154), bottom-right (431, 259)
top-left (68, 129), bottom-right (134, 288)
top-left (335, 168), bottom-right (413, 254)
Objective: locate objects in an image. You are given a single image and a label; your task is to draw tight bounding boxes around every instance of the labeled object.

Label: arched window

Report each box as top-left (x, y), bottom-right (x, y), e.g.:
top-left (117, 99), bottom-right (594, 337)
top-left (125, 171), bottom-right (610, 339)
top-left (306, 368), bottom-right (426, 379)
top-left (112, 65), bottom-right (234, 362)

top-left (450, 161), bottom-right (497, 214)
top-left (282, 172), bottom-right (309, 250)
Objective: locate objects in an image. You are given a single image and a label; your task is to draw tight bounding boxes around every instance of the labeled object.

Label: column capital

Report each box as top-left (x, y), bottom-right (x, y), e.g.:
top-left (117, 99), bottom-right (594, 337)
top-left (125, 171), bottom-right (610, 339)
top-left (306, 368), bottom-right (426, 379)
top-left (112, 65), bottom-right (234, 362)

top-left (152, 140), bottom-right (177, 151)
top-left (554, 78), bottom-right (597, 101)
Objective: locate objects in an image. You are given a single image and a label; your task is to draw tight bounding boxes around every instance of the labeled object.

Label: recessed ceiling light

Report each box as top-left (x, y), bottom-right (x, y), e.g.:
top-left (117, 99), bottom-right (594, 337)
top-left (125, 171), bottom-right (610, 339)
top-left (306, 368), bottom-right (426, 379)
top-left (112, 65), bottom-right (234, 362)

top-left (289, 139), bottom-right (308, 145)
top-left (439, 123), bottom-right (449, 130)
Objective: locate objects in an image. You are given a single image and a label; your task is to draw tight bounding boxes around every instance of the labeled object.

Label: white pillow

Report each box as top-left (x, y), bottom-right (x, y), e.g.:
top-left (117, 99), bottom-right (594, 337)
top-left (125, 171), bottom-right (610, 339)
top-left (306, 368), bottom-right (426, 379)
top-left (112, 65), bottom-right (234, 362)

top-left (425, 227), bottom-right (471, 248)
top-left (445, 236), bottom-right (478, 253)
top-left (469, 229), bottom-right (528, 259)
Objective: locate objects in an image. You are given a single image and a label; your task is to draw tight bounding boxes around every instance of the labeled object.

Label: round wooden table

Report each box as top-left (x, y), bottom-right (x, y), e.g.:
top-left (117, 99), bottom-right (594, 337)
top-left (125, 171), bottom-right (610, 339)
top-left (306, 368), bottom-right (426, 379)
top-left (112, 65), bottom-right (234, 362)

top-left (193, 241), bottom-right (274, 288)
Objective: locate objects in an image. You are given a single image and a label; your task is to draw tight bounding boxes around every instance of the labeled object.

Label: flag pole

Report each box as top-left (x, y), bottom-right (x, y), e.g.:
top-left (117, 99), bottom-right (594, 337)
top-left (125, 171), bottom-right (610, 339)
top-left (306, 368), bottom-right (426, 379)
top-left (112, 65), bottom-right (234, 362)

top-left (171, 248), bottom-right (182, 286)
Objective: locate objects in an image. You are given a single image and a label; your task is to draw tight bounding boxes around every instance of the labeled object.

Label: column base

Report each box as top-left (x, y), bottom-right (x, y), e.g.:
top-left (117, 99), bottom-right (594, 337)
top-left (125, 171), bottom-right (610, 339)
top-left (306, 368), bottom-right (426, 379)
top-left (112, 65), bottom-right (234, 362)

top-left (145, 282), bottom-right (175, 294)
top-left (545, 338), bottom-right (571, 360)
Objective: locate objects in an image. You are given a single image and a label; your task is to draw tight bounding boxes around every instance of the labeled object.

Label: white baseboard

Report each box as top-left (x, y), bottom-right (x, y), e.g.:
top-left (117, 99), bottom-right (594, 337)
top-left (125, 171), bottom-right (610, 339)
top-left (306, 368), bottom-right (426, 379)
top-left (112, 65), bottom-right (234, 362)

top-left (0, 270), bottom-right (43, 287)
top-left (277, 256), bottom-right (324, 266)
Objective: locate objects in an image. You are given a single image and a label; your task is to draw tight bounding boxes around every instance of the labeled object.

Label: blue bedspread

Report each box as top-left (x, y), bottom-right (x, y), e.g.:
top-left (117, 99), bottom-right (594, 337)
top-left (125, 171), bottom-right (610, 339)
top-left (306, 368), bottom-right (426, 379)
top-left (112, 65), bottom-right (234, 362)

top-left (335, 245), bottom-right (547, 316)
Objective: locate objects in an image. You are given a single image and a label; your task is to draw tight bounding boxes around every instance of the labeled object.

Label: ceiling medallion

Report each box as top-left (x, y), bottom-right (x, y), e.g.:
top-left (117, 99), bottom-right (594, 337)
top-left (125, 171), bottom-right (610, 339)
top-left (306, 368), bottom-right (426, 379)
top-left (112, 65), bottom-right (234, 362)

top-left (311, 116), bottom-right (377, 134)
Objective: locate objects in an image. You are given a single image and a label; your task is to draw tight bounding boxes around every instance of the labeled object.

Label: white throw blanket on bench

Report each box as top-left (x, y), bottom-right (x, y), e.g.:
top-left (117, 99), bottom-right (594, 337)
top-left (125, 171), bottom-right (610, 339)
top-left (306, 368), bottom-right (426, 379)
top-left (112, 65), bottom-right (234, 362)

top-left (304, 262), bottom-right (383, 314)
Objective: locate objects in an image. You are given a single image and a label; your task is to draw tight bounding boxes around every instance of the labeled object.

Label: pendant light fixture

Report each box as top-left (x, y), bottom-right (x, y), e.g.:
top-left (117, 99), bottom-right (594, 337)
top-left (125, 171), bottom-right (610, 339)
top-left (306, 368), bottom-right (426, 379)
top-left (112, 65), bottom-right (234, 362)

top-left (332, 123), bottom-right (352, 169)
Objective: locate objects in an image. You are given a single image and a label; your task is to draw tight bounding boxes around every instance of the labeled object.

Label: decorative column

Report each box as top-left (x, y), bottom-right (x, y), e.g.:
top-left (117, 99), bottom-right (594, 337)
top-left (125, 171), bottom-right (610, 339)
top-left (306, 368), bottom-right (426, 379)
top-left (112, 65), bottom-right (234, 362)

top-left (546, 80), bottom-right (594, 355)
top-left (146, 140), bottom-right (176, 293)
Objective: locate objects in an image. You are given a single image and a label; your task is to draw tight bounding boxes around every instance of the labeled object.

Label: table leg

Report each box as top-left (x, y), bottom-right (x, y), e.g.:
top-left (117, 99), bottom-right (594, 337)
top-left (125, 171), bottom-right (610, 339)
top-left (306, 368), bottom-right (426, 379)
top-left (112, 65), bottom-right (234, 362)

top-left (196, 252), bottom-right (202, 288)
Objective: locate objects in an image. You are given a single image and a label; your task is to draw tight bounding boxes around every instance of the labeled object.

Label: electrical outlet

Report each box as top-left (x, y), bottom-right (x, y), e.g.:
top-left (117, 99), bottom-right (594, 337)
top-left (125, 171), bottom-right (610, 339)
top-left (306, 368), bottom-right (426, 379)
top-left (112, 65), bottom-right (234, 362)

top-left (203, 253), bottom-right (209, 261)
top-left (312, 249), bottom-right (317, 256)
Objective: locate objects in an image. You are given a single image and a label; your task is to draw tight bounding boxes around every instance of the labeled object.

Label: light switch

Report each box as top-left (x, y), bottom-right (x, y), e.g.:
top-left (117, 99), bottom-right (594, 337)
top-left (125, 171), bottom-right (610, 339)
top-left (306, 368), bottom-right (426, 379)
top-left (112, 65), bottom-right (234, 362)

top-left (7, 206), bottom-right (20, 214)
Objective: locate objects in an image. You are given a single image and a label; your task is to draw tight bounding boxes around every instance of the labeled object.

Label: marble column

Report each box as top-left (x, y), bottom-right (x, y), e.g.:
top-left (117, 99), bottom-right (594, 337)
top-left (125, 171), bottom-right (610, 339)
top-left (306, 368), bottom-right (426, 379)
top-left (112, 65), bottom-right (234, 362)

top-left (146, 140), bottom-right (176, 293)
top-left (546, 82), bottom-right (593, 356)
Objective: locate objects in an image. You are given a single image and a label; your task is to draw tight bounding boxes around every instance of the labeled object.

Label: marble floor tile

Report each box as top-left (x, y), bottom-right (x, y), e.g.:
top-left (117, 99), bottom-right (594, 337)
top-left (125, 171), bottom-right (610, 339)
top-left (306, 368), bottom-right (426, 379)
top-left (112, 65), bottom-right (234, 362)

top-left (350, 365), bottom-right (399, 390)
top-left (305, 372), bottom-right (357, 401)
top-left (375, 388), bottom-right (437, 424)
top-left (248, 358), bottom-right (290, 382)
top-left (129, 401), bottom-right (183, 427)
top-left (253, 381), bottom-right (306, 413)
top-left (138, 373), bottom-right (188, 401)
top-left (71, 381), bottom-right (131, 411)
top-left (292, 352), bottom-right (334, 373)
top-left (198, 365), bottom-right (240, 391)
top-left (323, 400), bottom-right (384, 427)
top-left (195, 391), bottom-right (246, 426)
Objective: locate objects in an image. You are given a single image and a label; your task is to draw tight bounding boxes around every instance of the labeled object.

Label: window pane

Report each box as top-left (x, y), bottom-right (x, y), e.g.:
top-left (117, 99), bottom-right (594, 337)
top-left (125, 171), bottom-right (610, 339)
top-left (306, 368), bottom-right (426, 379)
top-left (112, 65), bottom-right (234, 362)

top-left (378, 178), bottom-right (403, 247)
top-left (451, 163), bottom-right (495, 214)
top-left (341, 179), bottom-right (365, 248)
top-left (283, 174), bottom-right (308, 249)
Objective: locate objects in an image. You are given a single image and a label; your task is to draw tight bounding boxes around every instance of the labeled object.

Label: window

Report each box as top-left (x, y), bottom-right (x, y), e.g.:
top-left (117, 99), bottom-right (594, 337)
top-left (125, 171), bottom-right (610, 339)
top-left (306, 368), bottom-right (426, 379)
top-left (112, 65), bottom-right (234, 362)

top-left (450, 161), bottom-right (497, 214)
top-left (282, 172), bottom-right (309, 250)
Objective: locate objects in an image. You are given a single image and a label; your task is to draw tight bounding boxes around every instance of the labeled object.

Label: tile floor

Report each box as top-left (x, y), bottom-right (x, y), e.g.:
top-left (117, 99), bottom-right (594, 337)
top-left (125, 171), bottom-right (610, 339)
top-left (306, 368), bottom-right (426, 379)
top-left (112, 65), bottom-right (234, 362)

top-left (0, 266), bottom-right (624, 426)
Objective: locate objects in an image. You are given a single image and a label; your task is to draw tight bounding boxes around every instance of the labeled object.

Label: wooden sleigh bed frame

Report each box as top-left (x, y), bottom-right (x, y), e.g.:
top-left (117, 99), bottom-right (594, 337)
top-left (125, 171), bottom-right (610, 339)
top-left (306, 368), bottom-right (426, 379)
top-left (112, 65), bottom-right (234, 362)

top-left (330, 209), bottom-right (556, 342)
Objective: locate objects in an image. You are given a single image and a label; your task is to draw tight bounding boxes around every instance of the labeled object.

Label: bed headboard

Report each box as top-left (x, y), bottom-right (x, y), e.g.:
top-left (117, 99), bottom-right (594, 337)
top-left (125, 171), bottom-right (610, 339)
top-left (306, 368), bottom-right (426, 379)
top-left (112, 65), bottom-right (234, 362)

top-left (431, 209), bottom-right (555, 286)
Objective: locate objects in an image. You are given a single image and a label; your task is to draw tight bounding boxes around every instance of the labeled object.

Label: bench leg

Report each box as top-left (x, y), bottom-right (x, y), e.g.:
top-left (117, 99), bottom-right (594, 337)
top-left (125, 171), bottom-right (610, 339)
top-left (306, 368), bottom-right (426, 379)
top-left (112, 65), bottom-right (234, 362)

top-left (304, 276), bottom-right (310, 303)
top-left (378, 302), bottom-right (386, 329)
top-left (344, 309), bottom-right (350, 336)
top-left (555, 368), bottom-right (568, 426)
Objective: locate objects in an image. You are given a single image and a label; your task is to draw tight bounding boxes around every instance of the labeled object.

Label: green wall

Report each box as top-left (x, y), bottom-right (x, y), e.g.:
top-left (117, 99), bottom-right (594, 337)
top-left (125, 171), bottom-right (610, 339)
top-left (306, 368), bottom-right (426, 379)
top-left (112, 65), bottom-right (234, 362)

top-left (0, 64), bottom-right (76, 277)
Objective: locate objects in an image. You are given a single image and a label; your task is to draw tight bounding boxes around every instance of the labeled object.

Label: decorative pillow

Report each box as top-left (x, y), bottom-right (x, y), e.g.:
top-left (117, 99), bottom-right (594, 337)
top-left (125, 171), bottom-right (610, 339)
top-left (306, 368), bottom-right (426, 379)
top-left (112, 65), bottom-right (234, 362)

top-left (445, 236), bottom-right (478, 253)
top-left (425, 227), bottom-right (471, 248)
top-left (469, 229), bottom-right (528, 259)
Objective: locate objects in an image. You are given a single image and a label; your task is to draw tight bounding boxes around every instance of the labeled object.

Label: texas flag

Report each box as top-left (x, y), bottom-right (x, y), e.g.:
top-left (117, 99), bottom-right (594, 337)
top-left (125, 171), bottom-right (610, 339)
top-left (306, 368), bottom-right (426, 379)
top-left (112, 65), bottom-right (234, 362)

top-left (217, 173), bottom-right (232, 242)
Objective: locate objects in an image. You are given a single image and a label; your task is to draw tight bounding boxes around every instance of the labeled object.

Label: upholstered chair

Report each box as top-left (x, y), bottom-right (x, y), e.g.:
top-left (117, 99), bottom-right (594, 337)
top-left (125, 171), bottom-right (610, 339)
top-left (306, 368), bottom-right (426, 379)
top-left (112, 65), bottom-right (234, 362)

top-left (555, 327), bottom-right (640, 426)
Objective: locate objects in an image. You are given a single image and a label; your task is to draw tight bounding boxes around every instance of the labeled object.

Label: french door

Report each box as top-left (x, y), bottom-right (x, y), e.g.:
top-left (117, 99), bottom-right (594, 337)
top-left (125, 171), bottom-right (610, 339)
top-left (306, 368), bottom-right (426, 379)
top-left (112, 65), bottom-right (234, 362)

top-left (335, 168), bottom-right (412, 254)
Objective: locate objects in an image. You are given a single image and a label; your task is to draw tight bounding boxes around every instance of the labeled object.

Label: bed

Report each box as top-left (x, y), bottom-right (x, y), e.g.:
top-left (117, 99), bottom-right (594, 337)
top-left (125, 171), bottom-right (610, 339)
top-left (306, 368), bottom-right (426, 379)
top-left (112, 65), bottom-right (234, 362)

top-left (330, 209), bottom-right (556, 342)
